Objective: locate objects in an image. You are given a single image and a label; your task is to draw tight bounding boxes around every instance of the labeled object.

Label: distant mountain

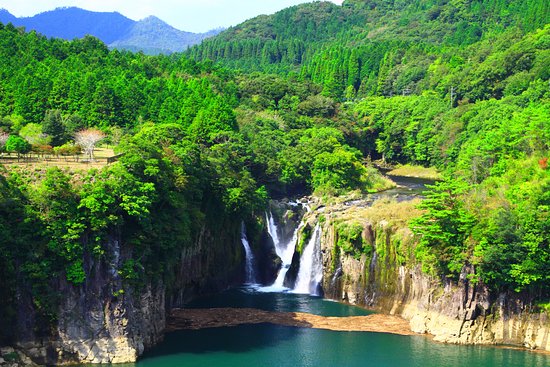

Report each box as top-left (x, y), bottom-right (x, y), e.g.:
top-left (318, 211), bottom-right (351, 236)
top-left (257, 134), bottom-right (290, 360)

top-left (0, 9), bottom-right (16, 24)
top-left (110, 16), bottom-right (222, 54)
top-left (0, 7), bottom-right (222, 54)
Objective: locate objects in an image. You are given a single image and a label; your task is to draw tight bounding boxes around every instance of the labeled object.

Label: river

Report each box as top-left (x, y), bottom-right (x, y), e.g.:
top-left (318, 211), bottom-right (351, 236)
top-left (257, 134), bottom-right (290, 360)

top-left (130, 288), bottom-right (549, 367)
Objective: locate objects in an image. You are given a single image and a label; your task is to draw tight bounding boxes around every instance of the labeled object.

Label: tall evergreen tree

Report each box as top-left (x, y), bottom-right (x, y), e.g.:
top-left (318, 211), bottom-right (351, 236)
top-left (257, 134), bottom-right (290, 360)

top-left (42, 109), bottom-right (67, 147)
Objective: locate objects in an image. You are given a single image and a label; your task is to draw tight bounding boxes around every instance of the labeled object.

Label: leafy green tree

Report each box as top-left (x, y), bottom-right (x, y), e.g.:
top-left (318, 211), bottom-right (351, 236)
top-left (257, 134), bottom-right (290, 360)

top-left (474, 162), bottom-right (550, 293)
top-left (19, 123), bottom-right (51, 146)
top-left (296, 95), bottom-right (336, 117)
top-left (311, 147), bottom-right (366, 195)
top-left (5, 135), bottom-right (31, 157)
top-left (188, 96), bottom-right (237, 144)
top-left (63, 114), bottom-right (87, 137)
top-left (411, 180), bottom-right (476, 278)
top-left (279, 127), bottom-right (345, 189)
top-left (29, 168), bottom-right (84, 284)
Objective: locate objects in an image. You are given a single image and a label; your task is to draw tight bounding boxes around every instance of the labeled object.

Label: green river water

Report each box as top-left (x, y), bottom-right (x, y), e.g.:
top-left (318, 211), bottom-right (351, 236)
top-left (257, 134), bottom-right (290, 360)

top-left (117, 287), bottom-right (549, 367)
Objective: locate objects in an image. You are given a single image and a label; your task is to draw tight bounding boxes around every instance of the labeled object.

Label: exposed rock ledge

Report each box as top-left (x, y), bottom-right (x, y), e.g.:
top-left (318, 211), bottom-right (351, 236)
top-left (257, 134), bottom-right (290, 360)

top-left (167, 308), bottom-right (414, 336)
top-left (314, 199), bottom-right (550, 352)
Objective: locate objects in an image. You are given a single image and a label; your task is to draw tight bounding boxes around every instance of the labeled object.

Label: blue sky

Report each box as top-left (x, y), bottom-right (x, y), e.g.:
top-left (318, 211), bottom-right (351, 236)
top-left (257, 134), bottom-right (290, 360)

top-left (0, 0), bottom-right (344, 33)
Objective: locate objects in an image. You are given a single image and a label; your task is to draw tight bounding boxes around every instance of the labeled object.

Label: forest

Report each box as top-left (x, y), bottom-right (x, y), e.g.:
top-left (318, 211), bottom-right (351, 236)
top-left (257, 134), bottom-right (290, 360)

top-left (0, 0), bottom-right (548, 345)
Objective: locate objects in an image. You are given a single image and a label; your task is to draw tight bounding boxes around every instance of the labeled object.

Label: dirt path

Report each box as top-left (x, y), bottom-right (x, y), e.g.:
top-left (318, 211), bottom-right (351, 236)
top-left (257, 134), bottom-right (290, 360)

top-left (167, 308), bottom-right (415, 336)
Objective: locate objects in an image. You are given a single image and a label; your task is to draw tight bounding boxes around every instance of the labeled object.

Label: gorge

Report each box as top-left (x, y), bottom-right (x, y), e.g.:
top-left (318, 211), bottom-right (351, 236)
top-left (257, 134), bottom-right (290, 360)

top-left (0, 0), bottom-right (548, 365)
top-left (131, 179), bottom-right (550, 366)
top-left (2, 174), bottom-right (548, 366)
top-left (253, 177), bottom-right (550, 354)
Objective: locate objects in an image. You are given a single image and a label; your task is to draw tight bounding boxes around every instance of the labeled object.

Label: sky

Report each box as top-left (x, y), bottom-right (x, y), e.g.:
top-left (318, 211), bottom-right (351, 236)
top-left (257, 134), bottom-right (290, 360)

top-left (0, 0), bottom-right (344, 33)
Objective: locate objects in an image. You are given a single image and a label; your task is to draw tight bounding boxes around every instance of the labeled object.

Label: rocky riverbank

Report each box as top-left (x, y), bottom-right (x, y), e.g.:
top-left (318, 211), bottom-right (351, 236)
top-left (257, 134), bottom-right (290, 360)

top-left (303, 196), bottom-right (550, 352)
top-left (0, 347), bottom-right (39, 367)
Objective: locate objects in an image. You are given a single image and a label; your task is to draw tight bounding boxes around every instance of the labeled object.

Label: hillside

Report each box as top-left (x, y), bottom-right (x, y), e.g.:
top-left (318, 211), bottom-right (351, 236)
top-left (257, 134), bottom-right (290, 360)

top-left (187, 0), bottom-right (549, 97)
top-left (0, 7), bottom-right (221, 54)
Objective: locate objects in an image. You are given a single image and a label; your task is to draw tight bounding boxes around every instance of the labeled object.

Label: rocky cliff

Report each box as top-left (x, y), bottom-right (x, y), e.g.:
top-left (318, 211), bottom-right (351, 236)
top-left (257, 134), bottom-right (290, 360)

top-left (300, 197), bottom-right (550, 352)
top-left (8, 220), bottom-right (244, 366)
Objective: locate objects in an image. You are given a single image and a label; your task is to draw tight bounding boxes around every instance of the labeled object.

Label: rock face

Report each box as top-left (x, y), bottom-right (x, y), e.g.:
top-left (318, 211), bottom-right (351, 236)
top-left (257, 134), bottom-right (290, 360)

top-left (12, 221), bottom-right (243, 365)
top-left (313, 199), bottom-right (550, 352)
top-left (12, 238), bottom-right (164, 365)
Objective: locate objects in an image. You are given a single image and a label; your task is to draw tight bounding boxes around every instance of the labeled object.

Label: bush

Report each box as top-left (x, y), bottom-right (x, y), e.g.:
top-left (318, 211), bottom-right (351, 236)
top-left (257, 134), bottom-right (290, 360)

top-left (53, 143), bottom-right (82, 156)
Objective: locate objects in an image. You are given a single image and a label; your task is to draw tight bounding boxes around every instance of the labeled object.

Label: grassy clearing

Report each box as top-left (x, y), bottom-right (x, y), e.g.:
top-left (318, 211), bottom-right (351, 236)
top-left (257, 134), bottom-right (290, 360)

top-left (0, 147), bottom-right (115, 171)
top-left (387, 164), bottom-right (442, 180)
top-left (337, 198), bottom-right (424, 226)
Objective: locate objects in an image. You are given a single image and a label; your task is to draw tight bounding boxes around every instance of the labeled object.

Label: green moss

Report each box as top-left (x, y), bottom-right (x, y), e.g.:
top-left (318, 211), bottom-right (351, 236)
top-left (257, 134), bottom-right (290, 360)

top-left (375, 229), bottom-right (388, 262)
top-left (330, 241), bottom-right (340, 273)
top-left (3, 352), bottom-right (19, 363)
top-left (336, 222), bottom-right (362, 253)
top-left (296, 224), bottom-right (312, 254)
top-left (335, 221), bottom-right (372, 260)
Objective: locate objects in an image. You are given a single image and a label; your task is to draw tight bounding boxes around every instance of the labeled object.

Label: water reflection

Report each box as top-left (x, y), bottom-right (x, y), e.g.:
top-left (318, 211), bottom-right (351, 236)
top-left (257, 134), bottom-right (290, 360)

top-left (135, 325), bottom-right (549, 367)
top-left (188, 287), bottom-right (372, 317)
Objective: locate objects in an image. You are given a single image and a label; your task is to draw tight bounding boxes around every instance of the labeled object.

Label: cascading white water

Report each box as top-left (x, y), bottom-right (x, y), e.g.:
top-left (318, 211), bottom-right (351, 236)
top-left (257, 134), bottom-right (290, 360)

top-left (293, 224), bottom-right (323, 295)
top-left (263, 211), bottom-right (300, 291)
top-left (266, 211), bottom-right (280, 246)
top-left (241, 224), bottom-right (256, 284)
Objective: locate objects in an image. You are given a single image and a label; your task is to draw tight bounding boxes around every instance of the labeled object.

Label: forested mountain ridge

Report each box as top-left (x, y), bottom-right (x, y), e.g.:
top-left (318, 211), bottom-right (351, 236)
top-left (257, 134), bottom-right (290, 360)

top-left (0, 7), bottom-right (221, 54)
top-left (187, 0), bottom-right (549, 98)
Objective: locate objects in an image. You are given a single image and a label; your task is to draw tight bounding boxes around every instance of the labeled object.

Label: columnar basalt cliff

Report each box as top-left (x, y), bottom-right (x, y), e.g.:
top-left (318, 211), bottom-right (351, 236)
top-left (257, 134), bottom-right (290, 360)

top-left (10, 222), bottom-right (244, 366)
top-left (300, 198), bottom-right (550, 352)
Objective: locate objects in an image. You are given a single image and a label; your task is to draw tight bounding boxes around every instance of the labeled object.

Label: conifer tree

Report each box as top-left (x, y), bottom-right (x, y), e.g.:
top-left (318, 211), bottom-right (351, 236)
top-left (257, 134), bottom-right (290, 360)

top-left (42, 109), bottom-right (67, 147)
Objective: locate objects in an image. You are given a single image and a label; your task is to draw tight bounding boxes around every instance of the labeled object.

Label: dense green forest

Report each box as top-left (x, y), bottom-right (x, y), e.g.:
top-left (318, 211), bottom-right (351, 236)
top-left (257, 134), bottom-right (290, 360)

top-left (0, 0), bottom-right (548, 344)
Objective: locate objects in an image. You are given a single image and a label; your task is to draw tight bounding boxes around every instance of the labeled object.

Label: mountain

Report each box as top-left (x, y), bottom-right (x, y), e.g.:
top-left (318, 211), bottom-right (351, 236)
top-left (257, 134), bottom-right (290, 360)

top-left (0, 7), bottom-right (134, 44)
top-left (0, 7), bottom-right (222, 54)
top-left (0, 9), bottom-right (16, 24)
top-left (109, 16), bottom-right (223, 54)
top-left (187, 0), bottom-right (550, 96)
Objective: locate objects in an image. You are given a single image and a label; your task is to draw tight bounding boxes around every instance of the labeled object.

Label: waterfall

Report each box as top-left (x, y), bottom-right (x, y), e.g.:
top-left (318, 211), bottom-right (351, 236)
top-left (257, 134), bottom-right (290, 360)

top-left (293, 224), bottom-right (323, 295)
top-left (241, 223), bottom-right (257, 284)
top-left (263, 211), bottom-right (299, 291)
top-left (266, 211), bottom-right (281, 248)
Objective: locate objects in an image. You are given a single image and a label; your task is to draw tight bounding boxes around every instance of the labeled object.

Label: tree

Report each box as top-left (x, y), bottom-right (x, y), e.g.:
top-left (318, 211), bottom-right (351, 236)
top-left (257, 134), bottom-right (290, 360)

top-left (296, 95), bottom-right (335, 117)
top-left (19, 123), bottom-right (51, 146)
top-left (311, 147), bottom-right (366, 195)
top-left (410, 180), bottom-right (476, 278)
top-left (188, 97), bottom-right (237, 144)
top-left (63, 114), bottom-right (87, 136)
top-left (5, 135), bottom-right (31, 159)
top-left (74, 129), bottom-right (105, 161)
top-left (42, 110), bottom-right (67, 147)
